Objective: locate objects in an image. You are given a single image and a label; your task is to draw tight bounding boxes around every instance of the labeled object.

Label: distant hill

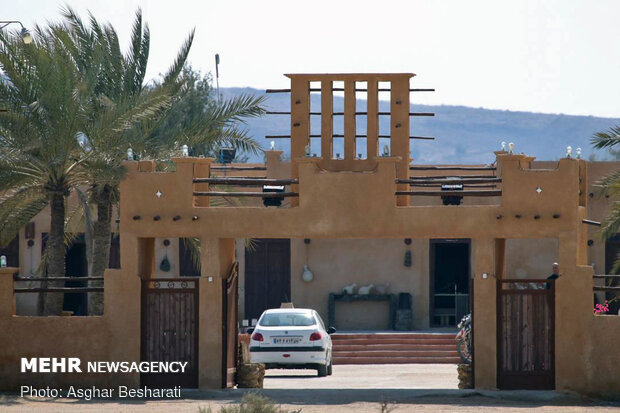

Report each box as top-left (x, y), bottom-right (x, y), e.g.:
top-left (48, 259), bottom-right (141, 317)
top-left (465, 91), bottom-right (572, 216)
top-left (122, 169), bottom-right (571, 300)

top-left (222, 87), bottom-right (620, 164)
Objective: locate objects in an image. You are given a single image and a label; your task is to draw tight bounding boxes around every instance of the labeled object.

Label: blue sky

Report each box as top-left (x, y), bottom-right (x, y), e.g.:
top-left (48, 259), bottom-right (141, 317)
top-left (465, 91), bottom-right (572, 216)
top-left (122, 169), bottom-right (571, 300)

top-left (3, 0), bottom-right (620, 118)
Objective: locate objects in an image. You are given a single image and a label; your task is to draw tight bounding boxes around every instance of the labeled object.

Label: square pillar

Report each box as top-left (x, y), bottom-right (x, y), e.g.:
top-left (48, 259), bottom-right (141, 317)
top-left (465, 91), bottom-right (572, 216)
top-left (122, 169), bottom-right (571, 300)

top-left (198, 237), bottom-right (235, 389)
top-left (472, 238), bottom-right (498, 389)
top-left (192, 158), bottom-right (215, 207)
top-left (554, 231), bottom-right (590, 391)
top-left (0, 268), bottom-right (17, 316)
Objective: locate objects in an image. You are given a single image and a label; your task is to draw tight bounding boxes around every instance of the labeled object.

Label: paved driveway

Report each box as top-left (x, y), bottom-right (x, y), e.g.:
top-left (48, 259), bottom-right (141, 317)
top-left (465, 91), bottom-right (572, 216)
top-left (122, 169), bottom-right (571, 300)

top-left (263, 363), bottom-right (459, 389)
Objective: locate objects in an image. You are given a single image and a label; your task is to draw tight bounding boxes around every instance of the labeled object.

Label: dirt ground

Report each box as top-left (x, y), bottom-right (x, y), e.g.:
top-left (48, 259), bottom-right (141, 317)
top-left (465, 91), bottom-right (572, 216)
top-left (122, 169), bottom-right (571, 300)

top-left (1, 364), bottom-right (618, 412)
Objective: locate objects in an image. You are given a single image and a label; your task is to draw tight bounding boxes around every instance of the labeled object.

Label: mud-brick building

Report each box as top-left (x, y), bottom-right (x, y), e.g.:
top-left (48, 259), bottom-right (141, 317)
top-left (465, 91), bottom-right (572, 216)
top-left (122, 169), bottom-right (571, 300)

top-left (0, 73), bottom-right (618, 395)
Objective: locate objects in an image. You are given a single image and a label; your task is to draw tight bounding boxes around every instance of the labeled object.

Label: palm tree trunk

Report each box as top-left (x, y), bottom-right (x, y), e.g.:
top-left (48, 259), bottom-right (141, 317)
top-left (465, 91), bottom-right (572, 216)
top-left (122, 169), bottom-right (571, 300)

top-left (40, 189), bottom-right (66, 315)
top-left (88, 185), bottom-right (112, 315)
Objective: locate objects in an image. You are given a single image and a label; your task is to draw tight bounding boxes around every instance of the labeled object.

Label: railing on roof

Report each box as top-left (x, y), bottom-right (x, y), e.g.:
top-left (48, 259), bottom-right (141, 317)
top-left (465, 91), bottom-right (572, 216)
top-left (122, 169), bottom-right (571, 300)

top-left (192, 177), bottom-right (299, 206)
top-left (12, 274), bottom-right (103, 293)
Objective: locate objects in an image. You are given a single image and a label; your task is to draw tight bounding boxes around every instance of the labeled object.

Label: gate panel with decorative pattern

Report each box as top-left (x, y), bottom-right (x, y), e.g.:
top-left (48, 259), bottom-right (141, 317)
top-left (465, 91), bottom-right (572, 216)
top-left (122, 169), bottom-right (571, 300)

top-left (141, 278), bottom-right (199, 388)
top-left (497, 279), bottom-right (555, 390)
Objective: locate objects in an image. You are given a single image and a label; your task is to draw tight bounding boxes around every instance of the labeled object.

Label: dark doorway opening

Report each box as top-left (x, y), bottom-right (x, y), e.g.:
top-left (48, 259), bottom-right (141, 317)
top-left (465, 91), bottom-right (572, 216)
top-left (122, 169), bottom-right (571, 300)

top-left (244, 239), bottom-right (291, 321)
top-left (179, 238), bottom-right (201, 277)
top-left (430, 239), bottom-right (470, 327)
top-left (63, 240), bottom-right (88, 316)
top-left (0, 235), bottom-right (19, 267)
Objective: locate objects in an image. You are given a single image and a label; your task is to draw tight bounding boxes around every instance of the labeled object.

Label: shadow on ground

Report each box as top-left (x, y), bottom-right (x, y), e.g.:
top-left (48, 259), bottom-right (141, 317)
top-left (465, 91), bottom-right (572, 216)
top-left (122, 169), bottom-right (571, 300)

top-left (2, 388), bottom-right (619, 409)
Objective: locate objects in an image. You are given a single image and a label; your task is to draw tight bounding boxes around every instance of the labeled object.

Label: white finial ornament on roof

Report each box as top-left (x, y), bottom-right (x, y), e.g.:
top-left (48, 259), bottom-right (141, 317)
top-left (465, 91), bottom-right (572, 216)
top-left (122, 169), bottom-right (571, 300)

top-left (508, 142), bottom-right (514, 154)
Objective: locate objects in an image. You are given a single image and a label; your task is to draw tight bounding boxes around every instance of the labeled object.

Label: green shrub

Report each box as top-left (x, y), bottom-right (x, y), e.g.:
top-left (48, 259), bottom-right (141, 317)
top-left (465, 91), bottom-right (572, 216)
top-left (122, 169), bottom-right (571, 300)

top-left (198, 393), bottom-right (302, 413)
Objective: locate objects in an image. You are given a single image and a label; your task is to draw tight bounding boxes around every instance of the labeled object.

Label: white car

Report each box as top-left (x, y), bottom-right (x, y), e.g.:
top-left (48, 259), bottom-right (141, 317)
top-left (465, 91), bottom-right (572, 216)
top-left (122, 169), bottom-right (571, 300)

top-left (249, 308), bottom-right (336, 377)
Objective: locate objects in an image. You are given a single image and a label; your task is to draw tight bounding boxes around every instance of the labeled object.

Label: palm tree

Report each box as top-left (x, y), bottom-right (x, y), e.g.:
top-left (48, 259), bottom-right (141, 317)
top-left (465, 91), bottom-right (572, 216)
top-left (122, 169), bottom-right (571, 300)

top-left (591, 126), bottom-right (620, 312)
top-left (0, 20), bottom-right (172, 314)
top-left (57, 8), bottom-right (183, 292)
top-left (591, 126), bottom-right (620, 238)
top-left (57, 9), bottom-right (265, 313)
top-left (0, 25), bottom-right (91, 314)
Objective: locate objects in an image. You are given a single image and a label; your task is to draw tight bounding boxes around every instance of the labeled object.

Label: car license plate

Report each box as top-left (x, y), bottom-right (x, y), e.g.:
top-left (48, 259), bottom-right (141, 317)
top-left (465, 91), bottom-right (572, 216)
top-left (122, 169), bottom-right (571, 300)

top-left (273, 337), bottom-right (301, 344)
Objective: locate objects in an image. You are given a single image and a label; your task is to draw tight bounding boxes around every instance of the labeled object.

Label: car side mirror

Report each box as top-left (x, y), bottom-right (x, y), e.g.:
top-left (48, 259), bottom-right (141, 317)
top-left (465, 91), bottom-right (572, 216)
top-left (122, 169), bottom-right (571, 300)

top-left (247, 327), bottom-right (254, 334)
top-left (327, 326), bottom-right (337, 335)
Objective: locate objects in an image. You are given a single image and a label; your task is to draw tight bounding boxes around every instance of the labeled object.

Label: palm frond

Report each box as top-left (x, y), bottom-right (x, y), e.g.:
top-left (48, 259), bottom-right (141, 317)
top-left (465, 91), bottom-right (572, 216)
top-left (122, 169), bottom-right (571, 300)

top-left (591, 126), bottom-right (620, 150)
top-left (181, 237), bottom-right (201, 274)
top-left (162, 29), bottom-right (195, 87)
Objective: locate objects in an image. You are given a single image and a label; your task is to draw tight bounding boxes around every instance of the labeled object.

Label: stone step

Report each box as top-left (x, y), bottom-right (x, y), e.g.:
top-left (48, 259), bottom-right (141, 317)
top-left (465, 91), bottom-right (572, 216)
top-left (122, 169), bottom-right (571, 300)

top-left (332, 333), bottom-right (456, 340)
top-left (332, 338), bottom-right (455, 345)
top-left (330, 332), bottom-right (460, 365)
top-left (333, 356), bottom-right (462, 365)
top-left (333, 350), bottom-right (459, 358)
top-left (332, 343), bottom-right (456, 351)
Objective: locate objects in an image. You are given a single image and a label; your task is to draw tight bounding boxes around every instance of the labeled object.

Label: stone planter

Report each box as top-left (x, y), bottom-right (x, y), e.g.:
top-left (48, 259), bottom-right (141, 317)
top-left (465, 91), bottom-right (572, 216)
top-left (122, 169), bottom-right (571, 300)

top-left (236, 363), bottom-right (265, 388)
top-left (457, 363), bottom-right (473, 389)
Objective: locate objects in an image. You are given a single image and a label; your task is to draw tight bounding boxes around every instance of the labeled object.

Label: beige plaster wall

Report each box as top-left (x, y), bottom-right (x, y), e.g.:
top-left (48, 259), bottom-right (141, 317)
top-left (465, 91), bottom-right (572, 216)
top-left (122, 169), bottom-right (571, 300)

top-left (289, 238), bottom-right (429, 330)
top-left (235, 235), bottom-right (560, 329)
top-left (505, 238), bottom-right (558, 278)
top-left (154, 237), bottom-right (180, 278)
top-left (0, 268), bottom-right (140, 391)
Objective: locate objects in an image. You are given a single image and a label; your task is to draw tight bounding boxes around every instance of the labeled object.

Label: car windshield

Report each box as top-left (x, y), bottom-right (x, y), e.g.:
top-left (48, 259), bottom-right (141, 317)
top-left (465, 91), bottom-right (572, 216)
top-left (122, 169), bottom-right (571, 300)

top-left (259, 312), bottom-right (316, 327)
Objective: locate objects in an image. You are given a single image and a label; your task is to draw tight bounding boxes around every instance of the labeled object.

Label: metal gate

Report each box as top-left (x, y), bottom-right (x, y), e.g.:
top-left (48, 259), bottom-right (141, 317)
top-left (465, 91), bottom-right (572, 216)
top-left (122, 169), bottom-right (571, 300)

top-left (497, 279), bottom-right (555, 389)
top-left (141, 278), bottom-right (199, 388)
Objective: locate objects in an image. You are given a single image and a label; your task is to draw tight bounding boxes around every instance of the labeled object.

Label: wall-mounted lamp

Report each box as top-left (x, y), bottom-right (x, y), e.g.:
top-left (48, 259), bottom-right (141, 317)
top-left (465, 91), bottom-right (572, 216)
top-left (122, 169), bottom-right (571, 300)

top-left (302, 238), bottom-right (313, 282)
top-left (302, 265), bottom-right (314, 282)
top-left (0, 21), bottom-right (32, 44)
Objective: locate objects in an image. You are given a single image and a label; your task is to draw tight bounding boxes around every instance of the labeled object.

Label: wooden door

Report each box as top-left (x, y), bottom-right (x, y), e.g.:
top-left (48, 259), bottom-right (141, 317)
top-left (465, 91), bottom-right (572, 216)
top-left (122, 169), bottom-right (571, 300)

top-left (141, 278), bottom-right (199, 388)
top-left (497, 279), bottom-right (555, 389)
top-left (244, 239), bottom-right (291, 321)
